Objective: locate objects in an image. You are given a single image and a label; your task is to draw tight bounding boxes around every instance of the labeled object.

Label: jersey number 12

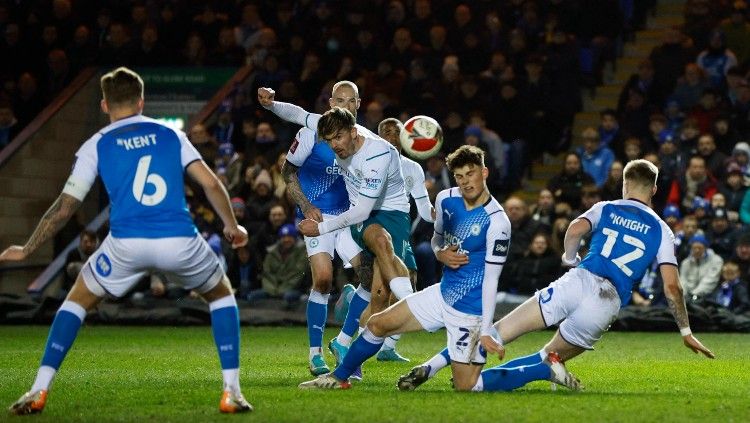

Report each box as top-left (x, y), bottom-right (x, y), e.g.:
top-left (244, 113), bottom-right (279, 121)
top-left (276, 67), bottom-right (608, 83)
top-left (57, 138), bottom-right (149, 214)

top-left (132, 155), bottom-right (167, 206)
top-left (599, 228), bottom-right (645, 277)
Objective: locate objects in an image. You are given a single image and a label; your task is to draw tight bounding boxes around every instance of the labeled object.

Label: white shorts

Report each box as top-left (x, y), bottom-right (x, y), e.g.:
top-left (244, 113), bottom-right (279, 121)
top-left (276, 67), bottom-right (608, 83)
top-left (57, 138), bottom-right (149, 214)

top-left (303, 214), bottom-right (362, 265)
top-left (536, 267), bottom-right (621, 350)
top-left (406, 284), bottom-right (486, 365)
top-left (81, 235), bottom-right (224, 298)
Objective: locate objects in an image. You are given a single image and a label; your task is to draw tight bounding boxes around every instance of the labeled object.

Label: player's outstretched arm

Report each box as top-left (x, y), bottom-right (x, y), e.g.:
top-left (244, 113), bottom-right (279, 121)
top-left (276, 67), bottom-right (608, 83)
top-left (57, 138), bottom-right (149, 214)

top-left (660, 264), bottom-right (715, 359)
top-left (561, 218), bottom-right (591, 266)
top-left (186, 160), bottom-right (247, 248)
top-left (257, 87), bottom-right (321, 130)
top-left (281, 160), bottom-right (321, 222)
top-left (0, 193), bottom-right (82, 262)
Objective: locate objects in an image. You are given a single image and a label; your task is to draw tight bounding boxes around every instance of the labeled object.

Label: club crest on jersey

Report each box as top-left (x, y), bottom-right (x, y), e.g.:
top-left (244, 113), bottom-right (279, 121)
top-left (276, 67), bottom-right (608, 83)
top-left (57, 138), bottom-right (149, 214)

top-left (405, 175), bottom-right (414, 191)
top-left (493, 239), bottom-right (509, 257)
top-left (540, 287), bottom-right (554, 303)
top-left (310, 238), bottom-right (319, 248)
top-left (470, 224), bottom-right (481, 236)
top-left (96, 253), bottom-right (112, 277)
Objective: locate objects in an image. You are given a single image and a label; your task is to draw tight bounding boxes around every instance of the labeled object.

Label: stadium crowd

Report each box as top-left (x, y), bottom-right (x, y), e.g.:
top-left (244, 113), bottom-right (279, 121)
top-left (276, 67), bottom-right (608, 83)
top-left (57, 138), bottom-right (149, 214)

top-left (1, 1), bottom-right (750, 322)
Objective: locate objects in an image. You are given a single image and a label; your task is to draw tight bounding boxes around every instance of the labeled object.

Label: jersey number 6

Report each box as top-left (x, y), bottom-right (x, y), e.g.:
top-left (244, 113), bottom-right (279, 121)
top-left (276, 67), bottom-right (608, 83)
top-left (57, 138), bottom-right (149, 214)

top-left (600, 228), bottom-right (645, 277)
top-left (132, 155), bottom-right (167, 206)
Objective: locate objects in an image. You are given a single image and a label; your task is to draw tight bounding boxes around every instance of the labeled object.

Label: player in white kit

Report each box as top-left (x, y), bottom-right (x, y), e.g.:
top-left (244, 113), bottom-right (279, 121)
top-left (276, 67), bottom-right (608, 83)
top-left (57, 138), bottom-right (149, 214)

top-left (2, 67), bottom-right (252, 414)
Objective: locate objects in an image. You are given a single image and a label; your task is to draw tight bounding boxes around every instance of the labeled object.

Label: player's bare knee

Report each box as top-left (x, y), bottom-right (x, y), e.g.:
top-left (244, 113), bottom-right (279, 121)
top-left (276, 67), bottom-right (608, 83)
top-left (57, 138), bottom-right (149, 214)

top-left (370, 232), bottom-right (394, 256)
top-left (366, 313), bottom-right (389, 337)
top-left (453, 376), bottom-right (477, 392)
top-left (312, 272), bottom-right (333, 293)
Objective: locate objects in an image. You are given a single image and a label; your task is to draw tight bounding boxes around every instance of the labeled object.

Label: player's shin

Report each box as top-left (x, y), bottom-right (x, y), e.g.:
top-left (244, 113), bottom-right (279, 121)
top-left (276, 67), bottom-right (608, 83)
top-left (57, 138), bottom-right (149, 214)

top-left (337, 285), bottom-right (370, 346)
top-left (307, 289), bottom-right (330, 357)
top-left (209, 295), bottom-right (241, 394)
top-left (478, 354), bottom-right (552, 392)
top-left (332, 328), bottom-right (383, 381)
top-left (32, 301), bottom-right (87, 392)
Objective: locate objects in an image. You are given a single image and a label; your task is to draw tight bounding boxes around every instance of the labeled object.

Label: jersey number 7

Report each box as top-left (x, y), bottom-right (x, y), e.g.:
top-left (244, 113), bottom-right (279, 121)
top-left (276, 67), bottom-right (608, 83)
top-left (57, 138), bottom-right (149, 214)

top-left (600, 228), bottom-right (645, 277)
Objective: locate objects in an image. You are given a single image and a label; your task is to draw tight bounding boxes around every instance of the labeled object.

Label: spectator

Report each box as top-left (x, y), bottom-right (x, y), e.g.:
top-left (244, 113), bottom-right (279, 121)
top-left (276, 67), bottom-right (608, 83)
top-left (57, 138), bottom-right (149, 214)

top-left (706, 208), bottom-right (736, 260)
top-left (729, 142), bottom-right (750, 185)
top-left (577, 127), bottom-right (615, 187)
top-left (245, 170), bottom-right (277, 229)
top-left (707, 261), bottom-right (750, 314)
top-left (719, 163), bottom-right (747, 214)
top-left (62, 230), bottom-right (98, 295)
top-left (670, 63), bottom-right (711, 111)
top-left (12, 73), bottom-right (44, 128)
top-left (549, 216), bottom-right (572, 256)
top-left (667, 156), bottom-right (718, 214)
top-left (677, 118), bottom-right (702, 154)
top-left (600, 160), bottom-right (624, 201)
top-left (650, 27), bottom-right (694, 102)
top-left (547, 152), bottom-right (596, 210)
top-left (720, 4), bottom-right (750, 66)
top-left (530, 189), bottom-right (555, 227)
top-left (731, 233), bottom-right (750, 280)
top-left (695, 134), bottom-right (727, 180)
top-left (227, 244), bottom-right (259, 300)
top-left (253, 121), bottom-right (281, 164)
top-left (622, 136), bottom-right (644, 163)
top-left (504, 196), bottom-right (549, 270)
top-left (506, 233), bottom-right (562, 295)
top-left (695, 29), bottom-right (738, 88)
top-left (424, 152), bottom-right (452, 193)
top-left (657, 129), bottom-right (687, 181)
top-left (680, 234), bottom-right (724, 301)
top-left (663, 204), bottom-right (682, 232)
top-left (676, 215), bottom-right (704, 262)
top-left (687, 88), bottom-right (723, 134)
top-left (251, 224), bottom-right (308, 308)
top-left (711, 114), bottom-right (741, 155)
top-left (0, 100), bottom-right (20, 150)
top-left (618, 87), bottom-right (651, 139)
top-left (618, 59), bottom-right (664, 111)
top-left (188, 123), bottom-right (218, 165)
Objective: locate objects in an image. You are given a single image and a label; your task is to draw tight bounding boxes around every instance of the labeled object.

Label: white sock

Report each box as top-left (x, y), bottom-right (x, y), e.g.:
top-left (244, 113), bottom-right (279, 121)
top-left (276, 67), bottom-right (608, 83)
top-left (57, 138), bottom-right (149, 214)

top-left (222, 368), bottom-right (241, 394)
top-left (471, 374), bottom-right (484, 392)
top-left (358, 326), bottom-right (364, 335)
top-left (389, 276), bottom-right (413, 300)
top-left (539, 349), bottom-right (549, 362)
top-left (425, 353), bottom-right (449, 378)
top-left (31, 365), bottom-right (57, 392)
top-left (309, 347), bottom-right (322, 359)
top-left (336, 332), bottom-right (352, 347)
top-left (380, 334), bottom-right (400, 351)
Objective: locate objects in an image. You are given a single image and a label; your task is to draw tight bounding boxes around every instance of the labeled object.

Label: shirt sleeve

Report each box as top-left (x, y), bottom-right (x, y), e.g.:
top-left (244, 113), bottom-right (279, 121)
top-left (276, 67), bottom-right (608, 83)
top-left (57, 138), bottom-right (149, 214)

top-left (410, 163), bottom-right (434, 222)
top-left (656, 221), bottom-right (678, 266)
top-left (62, 135), bottom-right (99, 201)
top-left (433, 189), bottom-right (450, 236)
top-left (268, 101), bottom-right (320, 131)
top-left (578, 201), bottom-right (606, 230)
top-left (485, 212), bottom-right (512, 265)
top-left (178, 130), bottom-right (202, 167)
top-left (285, 128), bottom-right (315, 167)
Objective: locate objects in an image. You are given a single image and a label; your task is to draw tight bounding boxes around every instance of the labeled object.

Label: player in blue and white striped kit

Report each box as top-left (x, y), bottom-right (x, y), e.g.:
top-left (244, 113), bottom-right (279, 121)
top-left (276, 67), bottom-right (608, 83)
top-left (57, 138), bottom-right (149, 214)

top-left (399, 159), bottom-right (714, 393)
top-left (2, 68), bottom-right (252, 414)
top-left (299, 145), bottom-right (512, 390)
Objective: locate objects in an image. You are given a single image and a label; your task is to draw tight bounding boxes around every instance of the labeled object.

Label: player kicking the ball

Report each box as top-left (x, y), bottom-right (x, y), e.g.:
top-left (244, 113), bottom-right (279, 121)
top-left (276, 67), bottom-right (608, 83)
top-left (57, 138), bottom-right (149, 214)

top-left (399, 159), bottom-right (714, 393)
top-left (2, 67), bottom-right (252, 414)
top-left (299, 145), bottom-right (511, 391)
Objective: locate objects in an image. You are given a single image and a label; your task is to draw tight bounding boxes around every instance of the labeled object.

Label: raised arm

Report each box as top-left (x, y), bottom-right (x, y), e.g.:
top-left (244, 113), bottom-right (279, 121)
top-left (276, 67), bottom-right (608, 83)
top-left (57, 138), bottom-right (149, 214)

top-left (257, 87), bottom-right (320, 130)
top-left (0, 193), bottom-right (82, 262)
top-left (659, 264), bottom-right (715, 358)
top-left (187, 160), bottom-right (247, 248)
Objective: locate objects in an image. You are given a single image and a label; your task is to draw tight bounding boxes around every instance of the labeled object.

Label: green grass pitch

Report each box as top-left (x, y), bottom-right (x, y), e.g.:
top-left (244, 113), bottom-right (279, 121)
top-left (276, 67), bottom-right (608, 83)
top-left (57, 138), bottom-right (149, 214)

top-left (0, 326), bottom-right (748, 422)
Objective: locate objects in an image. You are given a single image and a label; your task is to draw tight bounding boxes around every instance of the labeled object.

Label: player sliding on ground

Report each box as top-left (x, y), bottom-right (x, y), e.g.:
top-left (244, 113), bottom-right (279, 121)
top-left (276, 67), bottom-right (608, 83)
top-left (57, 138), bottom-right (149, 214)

top-left (1, 67), bottom-right (253, 414)
top-left (299, 145), bottom-right (514, 390)
top-left (399, 159), bottom-right (715, 393)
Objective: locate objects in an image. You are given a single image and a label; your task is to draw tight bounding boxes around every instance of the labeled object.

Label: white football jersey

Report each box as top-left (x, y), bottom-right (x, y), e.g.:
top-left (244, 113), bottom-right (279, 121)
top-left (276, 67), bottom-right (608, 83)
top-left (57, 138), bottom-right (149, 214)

top-left (400, 155), bottom-right (428, 202)
top-left (337, 136), bottom-right (410, 213)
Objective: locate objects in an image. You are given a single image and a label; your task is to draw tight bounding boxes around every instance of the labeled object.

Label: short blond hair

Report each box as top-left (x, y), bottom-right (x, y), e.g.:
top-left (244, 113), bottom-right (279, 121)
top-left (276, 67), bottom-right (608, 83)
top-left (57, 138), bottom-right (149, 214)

top-left (623, 159), bottom-right (658, 188)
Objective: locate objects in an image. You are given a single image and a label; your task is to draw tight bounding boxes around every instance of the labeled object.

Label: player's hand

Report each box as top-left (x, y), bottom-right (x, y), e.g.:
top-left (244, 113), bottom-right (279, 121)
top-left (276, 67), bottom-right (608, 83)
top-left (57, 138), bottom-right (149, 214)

top-left (561, 253), bottom-right (581, 267)
top-left (257, 87), bottom-right (275, 108)
top-left (224, 225), bottom-right (248, 248)
top-left (298, 219), bottom-right (320, 237)
top-left (436, 245), bottom-right (469, 269)
top-left (302, 205), bottom-right (323, 223)
top-left (0, 245), bottom-right (27, 262)
top-left (480, 335), bottom-right (505, 360)
top-left (683, 334), bottom-right (715, 359)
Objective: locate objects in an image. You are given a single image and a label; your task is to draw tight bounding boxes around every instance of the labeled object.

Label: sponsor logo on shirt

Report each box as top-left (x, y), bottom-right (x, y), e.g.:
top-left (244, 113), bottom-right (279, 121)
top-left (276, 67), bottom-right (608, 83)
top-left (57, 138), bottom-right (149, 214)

top-left (492, 239), bottom-right (509, 257)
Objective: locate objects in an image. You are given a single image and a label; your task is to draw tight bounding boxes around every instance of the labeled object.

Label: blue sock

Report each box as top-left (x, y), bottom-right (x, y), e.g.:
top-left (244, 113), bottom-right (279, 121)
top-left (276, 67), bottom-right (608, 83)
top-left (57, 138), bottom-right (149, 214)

top-left (439, 347), bottom-right (451, 363)
top-left (332, 328), bottom-right (383, 380)
top-left (307, 289), bottom-right (329, 351)
top-left (39, 301), bottom-right (86, 370)
top-left (480, 360), bottom-right (551, 392)
top-left (210, 296), bottom-right (240, 370)
top-left (342, 286), bottom-right (370, 338)
top-left (498, 351), bottom-right (543, 369)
